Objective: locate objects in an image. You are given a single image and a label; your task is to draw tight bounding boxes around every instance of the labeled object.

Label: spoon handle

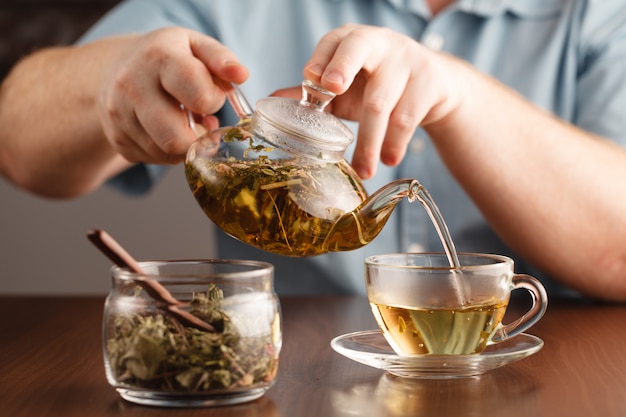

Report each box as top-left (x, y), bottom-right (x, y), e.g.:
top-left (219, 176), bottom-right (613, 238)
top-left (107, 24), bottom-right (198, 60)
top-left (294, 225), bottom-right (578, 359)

top-left (87, 229), bottom-right (180, 305)
top-left (87, 229), bottom-right (216, 332)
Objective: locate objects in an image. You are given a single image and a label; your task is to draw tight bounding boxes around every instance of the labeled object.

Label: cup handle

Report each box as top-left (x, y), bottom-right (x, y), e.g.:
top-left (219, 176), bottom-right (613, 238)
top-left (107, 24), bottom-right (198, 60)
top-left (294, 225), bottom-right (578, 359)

top-left (490, 274), bottom-right (548, 343)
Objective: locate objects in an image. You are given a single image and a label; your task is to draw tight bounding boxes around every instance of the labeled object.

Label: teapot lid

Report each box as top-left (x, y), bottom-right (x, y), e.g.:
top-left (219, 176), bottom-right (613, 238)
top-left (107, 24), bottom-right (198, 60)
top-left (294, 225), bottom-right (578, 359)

top-left (254, 80), bottom-right (354, 157)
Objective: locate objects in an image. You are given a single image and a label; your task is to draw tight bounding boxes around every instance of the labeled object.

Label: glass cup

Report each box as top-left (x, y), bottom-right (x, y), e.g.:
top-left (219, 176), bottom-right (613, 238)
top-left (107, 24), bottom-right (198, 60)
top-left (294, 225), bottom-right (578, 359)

top-left (365, 253), bottom-right (547, 356)
top-left (103, 259), bottom-right (281, 407)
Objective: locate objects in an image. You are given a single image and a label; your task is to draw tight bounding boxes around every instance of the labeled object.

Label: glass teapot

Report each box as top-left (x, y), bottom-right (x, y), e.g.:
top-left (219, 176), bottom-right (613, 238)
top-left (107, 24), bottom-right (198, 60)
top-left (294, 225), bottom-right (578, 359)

top-left (184, 80), bottom-right (422, 257)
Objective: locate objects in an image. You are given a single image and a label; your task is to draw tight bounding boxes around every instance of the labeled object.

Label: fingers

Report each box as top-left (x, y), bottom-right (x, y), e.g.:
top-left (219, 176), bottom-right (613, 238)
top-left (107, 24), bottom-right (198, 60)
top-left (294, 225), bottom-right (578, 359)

top-left (304, 24), bottom-right (371, 94)
top-left (100, 83), bottom-right (189, 164)
top-left (99, 28), bottom-right (248, 165)
top-left (305, 25), bottom-right (423, 178)
top-left (303, 25), bottom-right (463, 180)
top-left (352, 80), bottom-right (416, 178)
top-left (381, 77), bottom-right (423, 165)
top-left (159, 30), bottom-right (249, 119)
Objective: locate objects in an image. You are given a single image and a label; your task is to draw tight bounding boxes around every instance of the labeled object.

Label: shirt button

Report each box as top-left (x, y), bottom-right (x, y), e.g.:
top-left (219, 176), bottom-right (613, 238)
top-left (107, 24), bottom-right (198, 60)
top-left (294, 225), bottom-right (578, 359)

top-left (424, 33), bottom-right (445, 51)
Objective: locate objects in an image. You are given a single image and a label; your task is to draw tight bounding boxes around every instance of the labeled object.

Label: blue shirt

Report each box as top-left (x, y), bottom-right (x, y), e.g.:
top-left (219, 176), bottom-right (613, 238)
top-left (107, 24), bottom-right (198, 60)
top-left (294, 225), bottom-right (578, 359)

top-left (80, 0), bottom-right (626, 296)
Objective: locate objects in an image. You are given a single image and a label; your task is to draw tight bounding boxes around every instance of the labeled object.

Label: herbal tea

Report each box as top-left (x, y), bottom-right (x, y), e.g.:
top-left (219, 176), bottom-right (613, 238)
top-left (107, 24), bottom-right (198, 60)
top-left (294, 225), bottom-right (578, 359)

top-left (185, 158), bottom-right (368, 256)
top-left (370, 300), bottom-right (508, 355)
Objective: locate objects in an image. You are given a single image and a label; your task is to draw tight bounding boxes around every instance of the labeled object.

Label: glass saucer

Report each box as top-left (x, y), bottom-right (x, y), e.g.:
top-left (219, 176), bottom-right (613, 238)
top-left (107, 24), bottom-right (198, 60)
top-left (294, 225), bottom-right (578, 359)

top-left (331, 330), bottom-right (543, 379)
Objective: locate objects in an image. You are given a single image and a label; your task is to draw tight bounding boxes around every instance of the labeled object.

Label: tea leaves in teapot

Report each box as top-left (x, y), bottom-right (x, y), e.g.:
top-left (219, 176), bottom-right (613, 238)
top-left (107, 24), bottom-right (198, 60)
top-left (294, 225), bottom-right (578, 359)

top-left (185, 157), bottom-right (366, 256)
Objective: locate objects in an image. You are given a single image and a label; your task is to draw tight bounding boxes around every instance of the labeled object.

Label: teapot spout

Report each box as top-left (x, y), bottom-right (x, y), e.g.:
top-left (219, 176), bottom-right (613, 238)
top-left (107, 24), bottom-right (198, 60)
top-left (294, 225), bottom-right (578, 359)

top-left (323, 179), bottom-right (423, 252)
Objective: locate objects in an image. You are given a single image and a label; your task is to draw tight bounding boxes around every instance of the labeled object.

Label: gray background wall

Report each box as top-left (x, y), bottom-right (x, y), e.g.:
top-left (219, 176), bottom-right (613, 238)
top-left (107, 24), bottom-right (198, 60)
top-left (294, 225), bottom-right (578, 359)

top-left (1, 165), bottom-right (217, 295)
top-left (1, 0), bottom-right (216, 295)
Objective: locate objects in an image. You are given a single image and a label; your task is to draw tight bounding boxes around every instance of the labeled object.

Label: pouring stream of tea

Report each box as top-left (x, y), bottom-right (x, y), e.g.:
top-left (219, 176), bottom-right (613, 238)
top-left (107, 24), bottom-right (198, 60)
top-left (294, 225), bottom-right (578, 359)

top-left (87, 229), bottom-right (216, 332)
top-left (408, 183), bottom-right (468, 305)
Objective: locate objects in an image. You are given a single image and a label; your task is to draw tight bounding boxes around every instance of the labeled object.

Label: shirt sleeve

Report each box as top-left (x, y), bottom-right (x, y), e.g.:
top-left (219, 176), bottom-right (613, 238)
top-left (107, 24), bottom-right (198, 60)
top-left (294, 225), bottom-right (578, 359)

top-left (575, 3), bottom-right (626, 145)
top-left (78, 0), bottom-right (210, 43)
top-left (106, 163), bottom-right (168, 195)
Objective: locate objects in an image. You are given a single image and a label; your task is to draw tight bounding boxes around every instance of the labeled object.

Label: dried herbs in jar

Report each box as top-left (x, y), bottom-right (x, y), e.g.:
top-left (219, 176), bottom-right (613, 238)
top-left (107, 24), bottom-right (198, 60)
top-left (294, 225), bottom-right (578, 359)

top-left (104, 284), bottom-right (279, 393)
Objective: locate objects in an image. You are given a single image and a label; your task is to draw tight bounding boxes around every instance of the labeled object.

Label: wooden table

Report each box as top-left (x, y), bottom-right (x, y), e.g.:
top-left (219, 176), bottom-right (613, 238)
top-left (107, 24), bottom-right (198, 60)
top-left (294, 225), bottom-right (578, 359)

top-left (2, 295), bottom-right (626, 416)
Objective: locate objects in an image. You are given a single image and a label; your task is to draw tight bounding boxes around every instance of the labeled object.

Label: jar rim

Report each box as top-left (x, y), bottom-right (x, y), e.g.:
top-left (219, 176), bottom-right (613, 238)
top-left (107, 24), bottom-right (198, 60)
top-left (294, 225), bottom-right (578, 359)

top-left (111, 259), bottom-right (274, 281)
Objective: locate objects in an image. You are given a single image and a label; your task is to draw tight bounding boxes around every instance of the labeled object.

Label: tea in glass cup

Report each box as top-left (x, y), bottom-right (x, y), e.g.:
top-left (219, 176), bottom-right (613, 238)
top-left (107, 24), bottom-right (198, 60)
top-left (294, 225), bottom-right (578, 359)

top-left (365, 253), bottom-right (547, 356)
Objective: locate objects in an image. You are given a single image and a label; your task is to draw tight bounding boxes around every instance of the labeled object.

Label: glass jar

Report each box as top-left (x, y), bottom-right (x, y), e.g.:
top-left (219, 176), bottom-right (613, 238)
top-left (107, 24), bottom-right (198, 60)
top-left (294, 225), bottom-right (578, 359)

top-left (103, 259), bottom-right (281, 407)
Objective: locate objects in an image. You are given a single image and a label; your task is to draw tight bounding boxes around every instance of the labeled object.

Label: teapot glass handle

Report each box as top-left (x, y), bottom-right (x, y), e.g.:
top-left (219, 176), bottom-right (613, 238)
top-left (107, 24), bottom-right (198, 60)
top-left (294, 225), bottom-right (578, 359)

top-left (185, 80), bottom-right (253, 137)
top-left (218, 80), bottom-right (254, 120)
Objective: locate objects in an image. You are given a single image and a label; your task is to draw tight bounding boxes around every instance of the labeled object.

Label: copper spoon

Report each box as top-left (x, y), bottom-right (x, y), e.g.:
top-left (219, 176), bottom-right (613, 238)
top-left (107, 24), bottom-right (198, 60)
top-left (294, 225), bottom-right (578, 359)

top-left (87, 229), bottom-right (215, 332)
